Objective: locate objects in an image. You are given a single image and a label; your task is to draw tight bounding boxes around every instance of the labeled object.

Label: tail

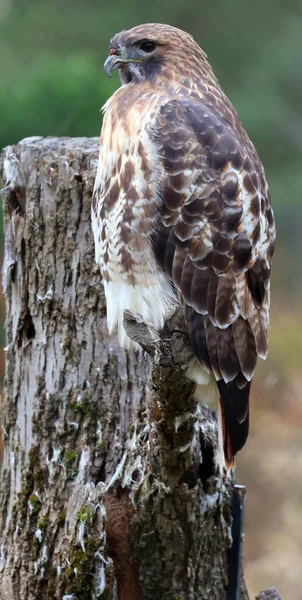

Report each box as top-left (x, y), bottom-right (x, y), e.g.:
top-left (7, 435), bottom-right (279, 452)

top-left (217, 378), bottom-right (250, 469)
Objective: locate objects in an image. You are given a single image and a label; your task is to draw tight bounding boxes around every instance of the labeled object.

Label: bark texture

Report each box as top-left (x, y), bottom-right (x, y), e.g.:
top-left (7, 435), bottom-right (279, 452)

top-left (0, 137), bottom-right (281, 600)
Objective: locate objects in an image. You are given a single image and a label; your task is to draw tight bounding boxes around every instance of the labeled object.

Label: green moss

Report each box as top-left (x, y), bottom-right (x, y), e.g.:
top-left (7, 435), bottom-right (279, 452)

top-left (28, 494), bottom-right (42, 514)
top-left (60, 506), bottom-right (103, 597)
top-left (38, 514), bottom-right (50, 531)
top-left (64, 537), bottom-right (100, 599)
top-left (31, 514), bottom-right (48, 559)
top-left (17, 486), bottom-right (35, 518)
top-left (24, 445), bottom-right (47, 491)
top-left (56, 510), bottom-right (66, 527)
top-left (63, 449), bottom-right (79, 479)
top-left (32, 393), bottom-right (59, 436)
top-left (14, 446), bottom-right (46, 524)
top-left (32, 412), bottom-right (41, 435)
top-left (28, 445), bottom-right (40, 469)
top-left (63, 449), bottom-right (77, 463)
top-left (77, 505), bottom-right (93, 525)
top-left (33, 465), bottom-right (47, 490)
top-left (72, 393), bottom-right (95, 416)
top-left (45, 581), bottom-right (56, 600)
top-left (95, 441), bottom-right (105, 452)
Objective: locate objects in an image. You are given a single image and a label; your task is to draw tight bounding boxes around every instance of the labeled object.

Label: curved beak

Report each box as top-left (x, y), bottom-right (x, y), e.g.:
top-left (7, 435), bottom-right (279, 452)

top-left (104, 55), bottom-right (143, 78)
top-left (104, 55), bottom-right (121, 78)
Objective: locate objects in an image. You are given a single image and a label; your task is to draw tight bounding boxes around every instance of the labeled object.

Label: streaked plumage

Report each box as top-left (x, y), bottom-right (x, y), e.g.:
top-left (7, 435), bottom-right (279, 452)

top-left (92, 23), bottom-right (275, 468)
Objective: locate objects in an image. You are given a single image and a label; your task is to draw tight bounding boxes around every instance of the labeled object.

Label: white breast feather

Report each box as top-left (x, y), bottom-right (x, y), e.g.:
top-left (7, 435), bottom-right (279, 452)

top-left (92, 98), bottom-right (179, 349)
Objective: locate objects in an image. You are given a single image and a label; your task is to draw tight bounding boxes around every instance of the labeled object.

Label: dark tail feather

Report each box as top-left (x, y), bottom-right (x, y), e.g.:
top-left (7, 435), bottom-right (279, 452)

top-left (217, 378), bottom-right (250, 469)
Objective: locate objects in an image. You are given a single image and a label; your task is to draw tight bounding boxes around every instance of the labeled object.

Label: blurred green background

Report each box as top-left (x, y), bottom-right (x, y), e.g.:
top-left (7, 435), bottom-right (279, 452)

top-left (0, 1), bottom-right (301, 598)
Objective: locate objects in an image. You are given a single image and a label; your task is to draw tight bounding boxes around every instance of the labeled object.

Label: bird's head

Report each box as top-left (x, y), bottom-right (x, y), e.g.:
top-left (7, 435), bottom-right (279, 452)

top-left (104, 23), bottom-right (215, 85)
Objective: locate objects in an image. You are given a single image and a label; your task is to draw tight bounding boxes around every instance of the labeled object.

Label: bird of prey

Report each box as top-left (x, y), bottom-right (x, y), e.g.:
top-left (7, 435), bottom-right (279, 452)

top-left (92, 23), bottom-right (275, 468)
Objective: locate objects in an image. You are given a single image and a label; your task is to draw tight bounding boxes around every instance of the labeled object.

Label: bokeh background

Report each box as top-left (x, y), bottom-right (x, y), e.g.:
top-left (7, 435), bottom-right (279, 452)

top-left (0, 1), bottom-right (301, 597)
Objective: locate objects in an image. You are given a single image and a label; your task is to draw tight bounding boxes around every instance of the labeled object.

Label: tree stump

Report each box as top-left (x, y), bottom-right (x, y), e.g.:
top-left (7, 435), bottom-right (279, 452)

top-left (0, 137), bottom-right (281, 600)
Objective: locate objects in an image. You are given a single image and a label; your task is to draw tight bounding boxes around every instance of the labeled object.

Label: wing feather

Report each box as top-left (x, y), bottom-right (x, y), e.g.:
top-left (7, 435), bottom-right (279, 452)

top-left (191, 268), bottom-right (209, 314)
top-left (180, 256), bottom-right (195, 304)
top-left (215, 271), bottom-right (239, 329)
top-left (151, 97), bottom-right (275, 464)
top-left (232, 316), bottom-right (257, 380)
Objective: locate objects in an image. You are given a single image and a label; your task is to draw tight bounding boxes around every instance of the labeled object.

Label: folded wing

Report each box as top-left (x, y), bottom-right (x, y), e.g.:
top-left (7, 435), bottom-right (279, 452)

top-left (152, 97), bottom-right (275, 466)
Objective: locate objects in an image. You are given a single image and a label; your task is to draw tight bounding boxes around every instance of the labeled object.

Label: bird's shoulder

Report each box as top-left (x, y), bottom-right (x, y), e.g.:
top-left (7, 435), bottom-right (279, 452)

top-left (151, 93), bottom-right (275, 262)
top-left (153, 93), bottom-right (265, 189)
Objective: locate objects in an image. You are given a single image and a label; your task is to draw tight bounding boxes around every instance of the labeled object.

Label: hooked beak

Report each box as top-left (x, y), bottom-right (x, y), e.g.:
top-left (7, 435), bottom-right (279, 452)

top-left (104, 54), bottom-right (143, 78)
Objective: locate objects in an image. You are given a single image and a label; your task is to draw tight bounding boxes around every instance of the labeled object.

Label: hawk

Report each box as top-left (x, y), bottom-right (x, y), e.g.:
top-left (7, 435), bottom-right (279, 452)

top-left (92, 23), bottom-right (275, 468)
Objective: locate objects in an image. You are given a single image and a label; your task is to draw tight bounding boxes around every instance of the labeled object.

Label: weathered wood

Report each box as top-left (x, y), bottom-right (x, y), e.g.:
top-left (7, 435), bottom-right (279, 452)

top-left (0, 137), bottom-right (280, 600)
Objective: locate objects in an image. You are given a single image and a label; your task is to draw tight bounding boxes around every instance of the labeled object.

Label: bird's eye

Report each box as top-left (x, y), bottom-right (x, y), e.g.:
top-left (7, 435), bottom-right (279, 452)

top-left (139, 41), bottom-right (156, 53)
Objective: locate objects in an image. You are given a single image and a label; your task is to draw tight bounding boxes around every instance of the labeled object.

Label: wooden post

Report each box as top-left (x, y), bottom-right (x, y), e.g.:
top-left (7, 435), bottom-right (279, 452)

top-left (0, 137), bottom-right (281, 600)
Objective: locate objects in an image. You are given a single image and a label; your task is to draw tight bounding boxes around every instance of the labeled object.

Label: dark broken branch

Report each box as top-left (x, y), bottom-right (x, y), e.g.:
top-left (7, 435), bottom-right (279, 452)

top-left (255, 588), bottom-right (282, 600)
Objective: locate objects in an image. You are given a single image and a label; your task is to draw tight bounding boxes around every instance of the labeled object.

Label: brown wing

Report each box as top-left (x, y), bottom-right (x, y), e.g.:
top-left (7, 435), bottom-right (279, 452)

top-left (152, 98), bottom-right (275, 465)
